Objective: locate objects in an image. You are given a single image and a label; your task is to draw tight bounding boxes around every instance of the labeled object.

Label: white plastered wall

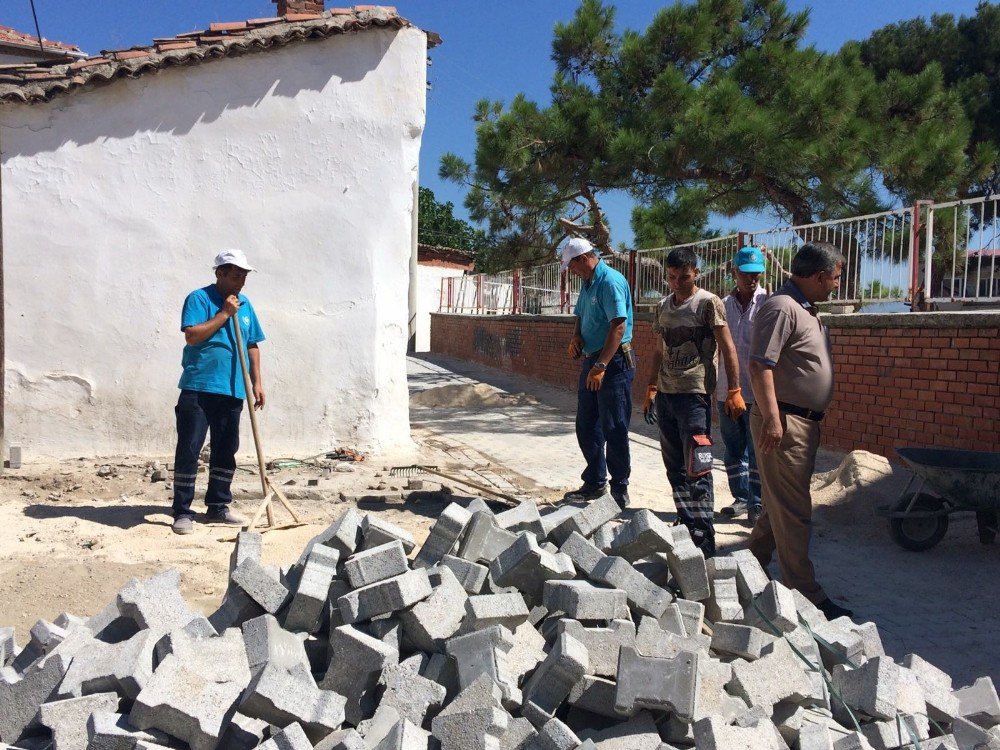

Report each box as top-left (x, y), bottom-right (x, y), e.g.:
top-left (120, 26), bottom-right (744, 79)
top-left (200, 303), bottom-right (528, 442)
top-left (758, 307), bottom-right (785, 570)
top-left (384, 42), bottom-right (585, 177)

top-left (415, 264), bottom-right (467, 352)
top-left (1, 27), bottom-right (426, 458)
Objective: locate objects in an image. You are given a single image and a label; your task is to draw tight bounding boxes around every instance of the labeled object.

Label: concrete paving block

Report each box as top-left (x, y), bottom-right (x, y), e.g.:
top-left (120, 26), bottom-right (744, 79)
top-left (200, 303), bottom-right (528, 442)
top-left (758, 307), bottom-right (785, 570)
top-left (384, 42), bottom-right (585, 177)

top-left (283, 544), bottom-right (340, 633)
top-left (371, 717), bottom-right (432, 750)
top-left (798, 722), bottom-right (836, 750)
top-left (850, 621), bottom-right (885, 660)
top-left (556, 619), bottom-right (635, 678)
top-left (693, 715), bottom-right (783, 750)
top-left (566, 675), bottom-right (626, 719)
top-left (415, 503), bottom-right (475, 568)
top-left (591, 556), bottom-right (672, 618)
top-left (495, 501), bottom-right (546, 538)
top-left (614, 645), bottom-right (699, 721)
top-left (859, 714), bottom-right (929, 750)
top-left (217, 712), bottom-right (270, 750)
top-left (831, 657), bottom-right (902, 722)
top-left (337, 569), bottom-right (433, 624)
top-left (241, 614), bottom-right (312, 678)
top-left (209, 586), bottom-right (266, 633)
top-left (0, 650), bottom-right (68, 742)
top-left (458, 511), bottom-right (520, 565)
top-left (557, 532), bottom-right (607, 577)
top-left (812, 617), bottom-right (865, 670)
top-left (576, 709), bottom-right (664, 749)
top-left (901, 654), bottom-right (959, 722)
top-left (300, 508), bottom-right (364, 564)
top-left (744, 581), bottom-right (798, 635)
top-left (674, 598), bottom-right (704, 639)
top-left (522, 633), bottom-right (589, 727)
top-left (950, 717), bottom-right (999, 749)
top-left (441, 555), bottom-right (490, 594)
top-left (831, 731), bottom-right (877, 749)
top-left (532, 718), bottom-right (579, 750)
top-left (694, 655), bottom-right (746, 724)
top-left (39, 693), bottom-right (118, 750)
top-left (345, 540), bottom-right (409, 588)
top-left (729, 550), bottom-right (770, 605)
top-left (239, 663), bottom-right (346, 743)
top-left (542, 580), bottom-right (628, 622)
top-left (507, 622), bottom-right (547, 683)
top-left (664, 539), bottom-right (711, 603)
top-left (232, 559), bottom-right (292, 615)
top-left (377, 660), bottom-right (447, 726)
top-left (313, 728), bottom-right (365, 750)
top-left (130, 629), bottom-right (251, 750)
top-left (954, 676), bottom-right (1000, 728)
top-left (152, 617), bottom-right (217, 664)
top-left (609, 509), bottom-right (674, 561)
top-left (321, 624), bottom-right (398, 726)
top-left (549, 494), bottom-right (621, 545)
top-left (705, 576), bottom-right (742, 623)
top-left (86, 711), bottom-right (175, 750)
top-left (360, 515), bottom-right (416, 554)
top-left (229, 531), bottom-right (264, 573)
top-left (490, 533), bottom-right (575, 605)
top-left (711, 622), bottom-right (775, 660)
top-left (729, 638), bottom-right (813, 713)
top-left (464, 593), bottom-right (531, 632)
top-left (446, 624), bottom-right (520, 707)
top-left (0, 628), bottom-right (16, 667)
top-left (364, 613), bottom-right (403, 652)
top-left (56, 629), bottom-right (157, 700)
top-left (590, 521), bottom-right (617, 553)
top-left (399, 566), bottom-right (469, 651)
top-left (784, 625), bottom-right (827, 708)
top-left (116, 569), bottom-right (202, 634)
top-left (499, 717), bottom-right (537, 750)
top-left (463, 497), bottom-right (495, 515)
top-left (657, 603), bottom-right (687, 637)
top-left (257, 722), bottom-right (313, 750)
top-left (538, 505), bottom-right (580, 537)
top-left (432, 674), bottom-right (511, 750)
top-left (634, 615), bottom-right (706, 660)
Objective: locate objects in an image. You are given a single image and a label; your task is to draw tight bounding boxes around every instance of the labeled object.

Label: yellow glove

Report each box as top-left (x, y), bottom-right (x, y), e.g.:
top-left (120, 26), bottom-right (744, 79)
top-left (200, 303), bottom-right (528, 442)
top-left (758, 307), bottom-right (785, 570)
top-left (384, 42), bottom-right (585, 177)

top-left (643, 385), bottom-right (657, 424)
top-left (725, 387), bottom-right (747, 419)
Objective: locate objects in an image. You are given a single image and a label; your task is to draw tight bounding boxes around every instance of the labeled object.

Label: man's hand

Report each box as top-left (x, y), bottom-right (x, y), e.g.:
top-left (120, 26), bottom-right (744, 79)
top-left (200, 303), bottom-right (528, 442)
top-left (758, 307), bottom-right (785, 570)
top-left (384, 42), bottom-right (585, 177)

top-left (758, 414), bottom-right (783, 454)
top-left (586, 366), bottom-right (605, 391)
top-left (223, 294), bottom-right (240, 317)
top-left (724, 388), bottom-right (746, 419)
top-left (643, 385), bottom-right (658, 425)
top-left (253, 384), bottom-right (266, 410)
top-left (567, 335), bottom-right (583, 359)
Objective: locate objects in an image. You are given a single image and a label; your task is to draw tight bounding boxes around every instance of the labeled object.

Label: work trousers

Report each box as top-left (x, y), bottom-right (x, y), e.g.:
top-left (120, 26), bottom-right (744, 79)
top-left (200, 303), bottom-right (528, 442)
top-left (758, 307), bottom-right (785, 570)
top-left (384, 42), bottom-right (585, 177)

top-left (576, 350), bottom-right (634, 492)
top-left (172, 390), bottom-right (242, 519)
top-left (748, 404), bottom-right (826, 603)
top-left (717, 401), bottom-right (761, 509)
top-left (656, 392), bottom-right (715, 557)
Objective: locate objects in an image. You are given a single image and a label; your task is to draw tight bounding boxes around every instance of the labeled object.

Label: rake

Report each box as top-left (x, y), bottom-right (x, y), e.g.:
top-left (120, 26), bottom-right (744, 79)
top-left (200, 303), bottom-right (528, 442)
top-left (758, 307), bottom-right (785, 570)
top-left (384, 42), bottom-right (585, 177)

top-left (389, 464), bottom-right (520, 506)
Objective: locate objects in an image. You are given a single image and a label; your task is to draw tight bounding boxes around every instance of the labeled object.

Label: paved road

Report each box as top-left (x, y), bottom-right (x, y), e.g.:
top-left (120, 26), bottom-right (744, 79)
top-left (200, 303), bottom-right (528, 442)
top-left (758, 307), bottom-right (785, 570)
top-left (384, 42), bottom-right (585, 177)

top-left (409, 352), bottom-right (1000, 689)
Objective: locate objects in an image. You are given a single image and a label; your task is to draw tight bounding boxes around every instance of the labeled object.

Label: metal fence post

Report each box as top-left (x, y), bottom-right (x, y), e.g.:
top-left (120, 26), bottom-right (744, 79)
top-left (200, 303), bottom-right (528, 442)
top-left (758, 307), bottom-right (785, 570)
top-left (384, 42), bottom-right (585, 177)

top-left (627, 249), bottom-right (637, 303)
top-left (910, 200), bottom-right (930, 311)
top-left (512, 270), bottom-right (521, 315)
top-left (560, 270), bottom-right (568, 313)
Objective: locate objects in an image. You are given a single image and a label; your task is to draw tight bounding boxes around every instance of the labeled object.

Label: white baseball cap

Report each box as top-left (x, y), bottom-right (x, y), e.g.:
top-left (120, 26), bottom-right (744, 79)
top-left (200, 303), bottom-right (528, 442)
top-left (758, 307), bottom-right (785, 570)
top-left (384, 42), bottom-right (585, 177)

top-left (559, 237), bottom-right (593, 271)
top-left (212, 248), bottom-right (256, 272)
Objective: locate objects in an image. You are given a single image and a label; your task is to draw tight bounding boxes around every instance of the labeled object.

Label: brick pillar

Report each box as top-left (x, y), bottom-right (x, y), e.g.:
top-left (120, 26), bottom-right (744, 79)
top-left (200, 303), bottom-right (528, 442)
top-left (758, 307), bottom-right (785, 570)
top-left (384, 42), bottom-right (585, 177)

top-left (275, 0), bottom-right (324, 15)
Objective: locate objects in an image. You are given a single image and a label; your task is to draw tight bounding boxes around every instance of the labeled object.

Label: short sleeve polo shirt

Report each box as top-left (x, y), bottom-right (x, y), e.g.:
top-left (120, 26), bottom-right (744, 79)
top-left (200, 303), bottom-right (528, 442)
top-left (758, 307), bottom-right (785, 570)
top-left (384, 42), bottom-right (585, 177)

top-left (573, 260), bottom-right (634, 354)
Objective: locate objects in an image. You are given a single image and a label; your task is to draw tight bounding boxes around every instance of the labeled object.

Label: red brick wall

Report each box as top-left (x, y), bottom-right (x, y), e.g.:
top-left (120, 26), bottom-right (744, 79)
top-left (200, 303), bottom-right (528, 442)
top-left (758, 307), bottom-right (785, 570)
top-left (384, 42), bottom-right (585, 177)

top-left (430, 312), bottom-right (1000, 459)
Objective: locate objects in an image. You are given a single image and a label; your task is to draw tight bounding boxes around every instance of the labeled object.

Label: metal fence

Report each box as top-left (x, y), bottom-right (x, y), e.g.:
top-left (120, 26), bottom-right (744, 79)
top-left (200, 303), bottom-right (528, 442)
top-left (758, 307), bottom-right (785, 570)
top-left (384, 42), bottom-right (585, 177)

top-left (437, 197), bottom-right (1000, 314)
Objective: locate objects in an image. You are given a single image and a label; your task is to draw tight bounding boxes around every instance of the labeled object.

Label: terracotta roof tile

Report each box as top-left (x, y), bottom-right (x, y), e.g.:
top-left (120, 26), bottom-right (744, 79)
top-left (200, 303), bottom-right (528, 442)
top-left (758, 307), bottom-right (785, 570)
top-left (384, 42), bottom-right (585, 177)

top-left (0, 6), bottom-right (438, 106)
top-left (0, 24), bottom-right (84, 56)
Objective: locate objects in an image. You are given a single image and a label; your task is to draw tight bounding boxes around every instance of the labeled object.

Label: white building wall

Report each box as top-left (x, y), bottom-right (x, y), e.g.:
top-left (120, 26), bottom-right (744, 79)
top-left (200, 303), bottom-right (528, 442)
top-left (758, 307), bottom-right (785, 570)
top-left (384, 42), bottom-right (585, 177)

top-left (416, 265), bottom-right (466, 352)
top-left (1, 28), bottom-right (426, 458)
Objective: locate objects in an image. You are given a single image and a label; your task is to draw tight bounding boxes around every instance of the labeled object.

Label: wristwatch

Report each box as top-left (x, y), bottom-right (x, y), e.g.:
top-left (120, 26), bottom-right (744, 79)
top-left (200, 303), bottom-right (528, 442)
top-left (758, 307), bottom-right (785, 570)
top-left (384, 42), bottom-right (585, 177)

top-left (593, 361), bottom-right (607, 370)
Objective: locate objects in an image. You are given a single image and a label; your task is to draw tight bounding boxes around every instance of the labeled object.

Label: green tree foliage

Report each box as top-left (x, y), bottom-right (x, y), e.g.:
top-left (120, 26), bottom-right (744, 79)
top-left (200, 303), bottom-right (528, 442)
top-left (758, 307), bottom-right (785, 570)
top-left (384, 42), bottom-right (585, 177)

top-left (441, 0), bottom-right (978, 271)
top-left (857, 2), bottom-right (1000, 198)
top-left (417, 186), bottom-right (488, 252)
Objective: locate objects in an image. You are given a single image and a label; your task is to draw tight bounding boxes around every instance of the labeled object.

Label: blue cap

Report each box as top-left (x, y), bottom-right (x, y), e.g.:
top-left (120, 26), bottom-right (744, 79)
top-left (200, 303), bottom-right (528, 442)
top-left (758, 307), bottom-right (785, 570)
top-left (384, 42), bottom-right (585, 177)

top-left (734, 246), bottom-right (765, 273)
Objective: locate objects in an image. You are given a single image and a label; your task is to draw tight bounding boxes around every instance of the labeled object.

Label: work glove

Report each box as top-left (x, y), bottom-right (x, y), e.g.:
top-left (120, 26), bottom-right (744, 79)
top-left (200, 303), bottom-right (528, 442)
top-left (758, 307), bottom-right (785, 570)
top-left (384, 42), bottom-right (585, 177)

top-left (586, 366), bottom-right (605, 391)
top-left (567, 336), bottom-right (583, 359)
top-left (643, 385), bottom-right (658, 424)
top-left (724, 387), bottom-right (747, 419)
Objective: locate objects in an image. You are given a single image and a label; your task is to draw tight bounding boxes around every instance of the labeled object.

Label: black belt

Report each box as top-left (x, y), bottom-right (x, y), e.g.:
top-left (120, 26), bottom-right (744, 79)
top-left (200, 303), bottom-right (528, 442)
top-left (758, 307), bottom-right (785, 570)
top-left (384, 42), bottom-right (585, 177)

top-left (585, 342), bottom-right (632, 358)
top-left (777, 401), bottom-right (825, 422)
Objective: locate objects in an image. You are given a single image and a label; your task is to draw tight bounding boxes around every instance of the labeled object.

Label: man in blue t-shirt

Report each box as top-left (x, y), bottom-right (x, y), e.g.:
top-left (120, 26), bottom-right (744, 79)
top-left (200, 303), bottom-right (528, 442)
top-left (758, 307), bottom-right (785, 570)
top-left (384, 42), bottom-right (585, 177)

top-left (171, 249), bottom-right (266, 535)
top-left (562, 237), bottom-right (635, 509)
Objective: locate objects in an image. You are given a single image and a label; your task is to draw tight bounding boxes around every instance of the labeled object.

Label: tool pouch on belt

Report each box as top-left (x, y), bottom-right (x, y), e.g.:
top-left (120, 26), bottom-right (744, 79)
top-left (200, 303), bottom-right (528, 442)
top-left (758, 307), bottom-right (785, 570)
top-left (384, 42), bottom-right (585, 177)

top-left (620, 342), bottom-right (636, 370)
top-left (687, 434), bottom-right (713, 478)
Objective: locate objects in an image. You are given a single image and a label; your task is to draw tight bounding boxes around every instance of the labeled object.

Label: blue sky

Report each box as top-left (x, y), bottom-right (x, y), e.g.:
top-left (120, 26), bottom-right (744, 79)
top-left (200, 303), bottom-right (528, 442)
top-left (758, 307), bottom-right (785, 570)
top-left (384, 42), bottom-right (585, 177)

top-left (3, 0), bottom-right (986, 248)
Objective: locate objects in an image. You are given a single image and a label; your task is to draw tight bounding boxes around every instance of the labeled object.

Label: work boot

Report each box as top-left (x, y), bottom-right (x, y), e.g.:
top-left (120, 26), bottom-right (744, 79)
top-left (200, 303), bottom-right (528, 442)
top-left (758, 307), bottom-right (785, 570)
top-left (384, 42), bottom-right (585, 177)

top-left (205, 507), bottom-right (244, 526)
top-left (817, 597), bottom-right (854, 621)
top-left (562, 483), bottom-right (608, 502)
top-left (747, 504), bottom-right (763, 527)
top-left (720, 500), bottom-right (748, 518)
top-left (611, 485), bottom-right (630, 510)
top-left (171, 516), bottom-right (194, 535)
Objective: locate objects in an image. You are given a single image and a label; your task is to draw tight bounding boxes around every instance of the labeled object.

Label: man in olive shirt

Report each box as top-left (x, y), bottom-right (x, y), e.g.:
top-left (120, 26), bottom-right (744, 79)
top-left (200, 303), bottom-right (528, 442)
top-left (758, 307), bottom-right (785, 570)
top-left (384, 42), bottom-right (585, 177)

top-left (747, 242), bottom-right (853, 621)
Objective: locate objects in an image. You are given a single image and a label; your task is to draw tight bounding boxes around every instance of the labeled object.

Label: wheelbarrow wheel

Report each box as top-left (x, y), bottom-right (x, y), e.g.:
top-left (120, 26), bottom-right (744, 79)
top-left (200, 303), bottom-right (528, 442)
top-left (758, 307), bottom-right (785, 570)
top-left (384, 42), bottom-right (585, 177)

top-left (889, 493), bottom-right (949, 552)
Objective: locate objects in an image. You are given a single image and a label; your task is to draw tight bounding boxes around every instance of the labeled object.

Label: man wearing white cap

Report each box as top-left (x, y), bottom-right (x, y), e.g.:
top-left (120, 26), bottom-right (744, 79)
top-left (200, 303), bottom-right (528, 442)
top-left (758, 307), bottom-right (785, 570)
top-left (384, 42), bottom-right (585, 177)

top-left (170, 249), bottom-right (266, 535)
top-left (561, 237), bottom-right (635, 509)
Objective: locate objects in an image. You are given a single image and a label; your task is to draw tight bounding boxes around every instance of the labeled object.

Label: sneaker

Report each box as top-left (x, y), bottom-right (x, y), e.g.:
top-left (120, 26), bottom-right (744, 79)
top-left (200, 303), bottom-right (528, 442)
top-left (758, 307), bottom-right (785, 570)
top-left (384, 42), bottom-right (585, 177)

top-left (720, 500), bottom-right (748, 518)
top-left (562, 483), bottom-right (608, 502)
top-left (611, 487), bottom-right (630, 509)
top-left (817, 598), bottom-right (854, 621)
top-left (205, 507), bottom-right (245, 526)
top-left (747, 505), bottom-right (763, 526)
top-left (171, 516), bottom-right (194, 535)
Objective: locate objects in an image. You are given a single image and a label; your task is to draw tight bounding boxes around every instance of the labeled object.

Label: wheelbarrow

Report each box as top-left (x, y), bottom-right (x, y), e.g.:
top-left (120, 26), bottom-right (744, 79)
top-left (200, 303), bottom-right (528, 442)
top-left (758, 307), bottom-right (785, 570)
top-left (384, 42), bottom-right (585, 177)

top-left (875, 447), bottom-right (1000, 551)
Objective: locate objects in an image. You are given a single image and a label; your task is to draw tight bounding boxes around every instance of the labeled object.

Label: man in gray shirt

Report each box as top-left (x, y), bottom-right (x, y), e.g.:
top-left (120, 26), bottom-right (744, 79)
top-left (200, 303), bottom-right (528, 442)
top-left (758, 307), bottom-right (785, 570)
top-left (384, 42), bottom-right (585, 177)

top-left (747, 242), bottom-right (852, 621)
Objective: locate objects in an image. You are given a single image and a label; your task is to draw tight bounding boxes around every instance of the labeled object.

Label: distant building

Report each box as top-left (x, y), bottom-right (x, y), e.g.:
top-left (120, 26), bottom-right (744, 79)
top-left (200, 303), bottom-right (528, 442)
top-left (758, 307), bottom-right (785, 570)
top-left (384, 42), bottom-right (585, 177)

top-left (416, 244), bottom-right (475, 352)
top-left (0, 25), bottom-right (86, 65)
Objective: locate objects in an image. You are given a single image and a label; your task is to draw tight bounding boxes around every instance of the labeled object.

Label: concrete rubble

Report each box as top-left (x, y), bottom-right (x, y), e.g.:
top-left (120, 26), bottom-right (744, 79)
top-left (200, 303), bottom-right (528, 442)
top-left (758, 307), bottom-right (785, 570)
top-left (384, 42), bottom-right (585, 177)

top-left (1, 492), bottom-right (998, 750)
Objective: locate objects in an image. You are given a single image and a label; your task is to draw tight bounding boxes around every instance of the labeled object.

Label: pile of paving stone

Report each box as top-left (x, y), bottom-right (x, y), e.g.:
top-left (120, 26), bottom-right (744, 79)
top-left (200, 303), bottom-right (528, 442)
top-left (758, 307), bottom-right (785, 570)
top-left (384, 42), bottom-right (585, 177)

top-left (2, 494), bottom-right (1000, 750)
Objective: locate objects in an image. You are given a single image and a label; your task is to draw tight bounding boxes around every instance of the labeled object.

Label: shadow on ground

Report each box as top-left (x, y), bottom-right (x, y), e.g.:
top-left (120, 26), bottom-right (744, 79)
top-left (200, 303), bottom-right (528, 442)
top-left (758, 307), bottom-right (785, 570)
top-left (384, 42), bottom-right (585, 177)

top-left (23, 503), bottom-right (170, 530)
